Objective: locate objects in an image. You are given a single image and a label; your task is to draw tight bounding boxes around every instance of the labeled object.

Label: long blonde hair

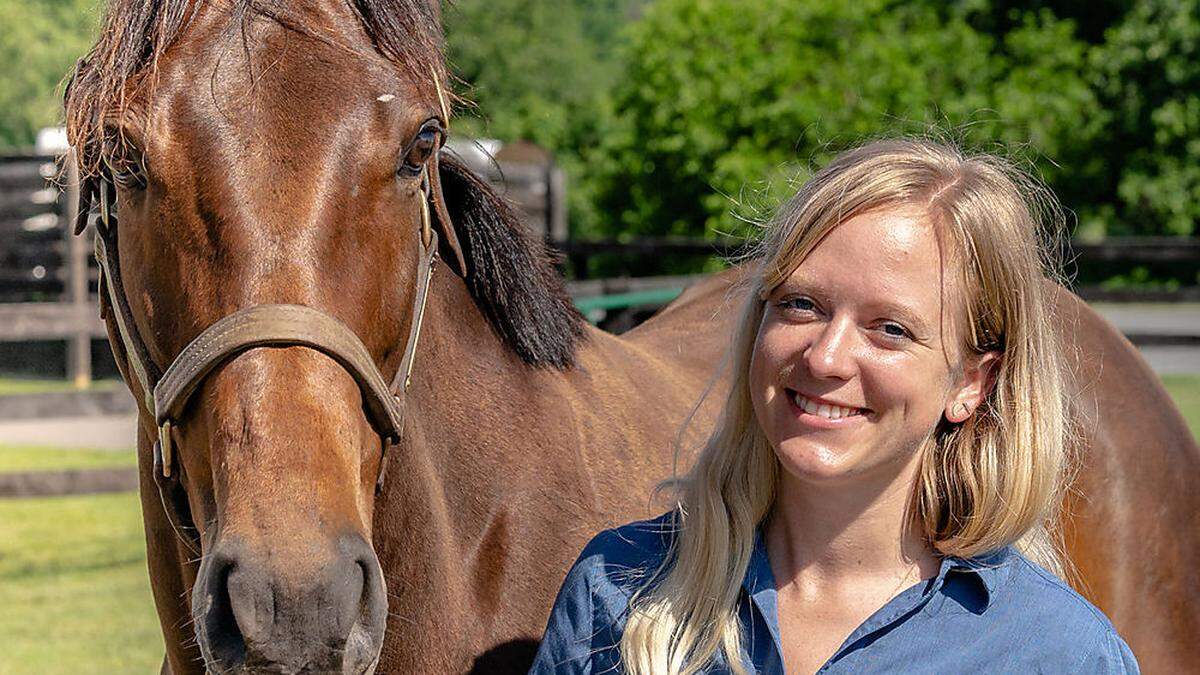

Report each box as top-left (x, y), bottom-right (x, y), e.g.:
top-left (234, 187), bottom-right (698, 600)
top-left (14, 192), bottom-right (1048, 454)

top-left (619, 138), bottom-right (1072, 675)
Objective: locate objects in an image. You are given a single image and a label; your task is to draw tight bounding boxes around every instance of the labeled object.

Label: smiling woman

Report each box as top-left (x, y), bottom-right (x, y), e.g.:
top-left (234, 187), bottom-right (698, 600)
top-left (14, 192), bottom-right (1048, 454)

top-left (532, 138), bottom-right (1139, 674)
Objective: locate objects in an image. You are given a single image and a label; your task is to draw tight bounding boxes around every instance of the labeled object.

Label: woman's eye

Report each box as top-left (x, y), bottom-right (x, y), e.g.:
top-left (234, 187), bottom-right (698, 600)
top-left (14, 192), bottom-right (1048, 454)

top-left (781, 297), bottom-right (817, 312)
top-left (880, 323), bottom-right (911, 340)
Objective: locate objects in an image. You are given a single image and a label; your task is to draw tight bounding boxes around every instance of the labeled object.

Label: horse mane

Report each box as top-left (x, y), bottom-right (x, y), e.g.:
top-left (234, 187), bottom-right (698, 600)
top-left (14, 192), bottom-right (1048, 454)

top-left (64, 0), bottom-right (446, 178)
top-left (438, 154), bottom-right (585, 369)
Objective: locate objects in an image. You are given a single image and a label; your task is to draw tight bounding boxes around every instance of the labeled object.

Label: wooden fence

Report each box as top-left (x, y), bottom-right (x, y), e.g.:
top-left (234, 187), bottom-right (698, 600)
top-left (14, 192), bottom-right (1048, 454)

top-left (1, 149), bottom-right (1196, 384)
top-left (0, 153), bottom-right (95, 385)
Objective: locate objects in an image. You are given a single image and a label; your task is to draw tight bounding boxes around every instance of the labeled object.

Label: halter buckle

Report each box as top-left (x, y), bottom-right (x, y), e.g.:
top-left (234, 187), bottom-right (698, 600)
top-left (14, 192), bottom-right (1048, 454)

top-left (98, 179), bottom-right (112, 231)
top-left (158, 420), bottom-right (174, 478)
top-left (419, 170), bottom-right (434, 250)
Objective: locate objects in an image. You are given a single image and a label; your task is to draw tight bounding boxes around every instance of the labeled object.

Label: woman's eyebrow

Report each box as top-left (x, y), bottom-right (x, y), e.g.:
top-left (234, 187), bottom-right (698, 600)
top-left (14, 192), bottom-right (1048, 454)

top-left (873, 301), bottom-right (933, 335)
top-left (774, 276), bottom-right (825, 296)
top-left (775, 278), bottom-right (936, 336)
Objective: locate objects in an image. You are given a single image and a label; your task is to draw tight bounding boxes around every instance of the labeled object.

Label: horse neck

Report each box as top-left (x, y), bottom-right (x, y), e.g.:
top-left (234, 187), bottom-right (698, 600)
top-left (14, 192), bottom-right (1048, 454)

top-left (369, 263), bottom-right (739, 670)
top-left (371, 269), bottom-right (592, 646)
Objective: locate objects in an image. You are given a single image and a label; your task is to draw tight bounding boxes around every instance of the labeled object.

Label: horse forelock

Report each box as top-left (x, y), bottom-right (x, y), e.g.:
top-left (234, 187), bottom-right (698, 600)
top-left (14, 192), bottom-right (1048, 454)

top-left (64, 0), bottom-right (449, 180)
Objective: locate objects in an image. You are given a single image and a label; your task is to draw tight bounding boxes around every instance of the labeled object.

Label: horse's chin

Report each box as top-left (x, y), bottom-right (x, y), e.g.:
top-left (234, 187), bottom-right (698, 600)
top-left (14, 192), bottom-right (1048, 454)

top-left (195, 622), bottom-right (384, 675)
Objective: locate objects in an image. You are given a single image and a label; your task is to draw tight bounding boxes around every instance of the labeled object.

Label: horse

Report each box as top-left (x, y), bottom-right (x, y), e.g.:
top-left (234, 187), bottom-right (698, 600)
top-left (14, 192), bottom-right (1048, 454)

top-left (62, 1), bottom-right (1197, 674)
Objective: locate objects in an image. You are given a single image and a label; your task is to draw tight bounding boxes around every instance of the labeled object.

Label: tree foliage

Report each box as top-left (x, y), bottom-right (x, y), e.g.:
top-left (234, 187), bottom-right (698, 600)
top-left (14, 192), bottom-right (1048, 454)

top-left (591, 0), bottom-right (1107, 238)
top-left (3, 0), bottom-right (1198, 239)
top-left (1093, 0), bottom-right (1200, 236)
top-left (443, 0), bottom-right (645, 229)
top-left (0, 0), bottom-right (98, 149)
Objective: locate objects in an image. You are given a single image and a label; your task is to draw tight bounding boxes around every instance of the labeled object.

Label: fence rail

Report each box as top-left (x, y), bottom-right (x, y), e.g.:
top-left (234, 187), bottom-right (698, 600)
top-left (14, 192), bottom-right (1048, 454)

top-left (554, 235), bottom-right (1200, 265)
top-left (1, 150), bottom-right (1197, 385)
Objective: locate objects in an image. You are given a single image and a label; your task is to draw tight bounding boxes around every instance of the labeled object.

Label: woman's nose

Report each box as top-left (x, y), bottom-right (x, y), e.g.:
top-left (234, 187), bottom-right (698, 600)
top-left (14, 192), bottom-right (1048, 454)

top-left (803, 317), bottom-right (858, 380)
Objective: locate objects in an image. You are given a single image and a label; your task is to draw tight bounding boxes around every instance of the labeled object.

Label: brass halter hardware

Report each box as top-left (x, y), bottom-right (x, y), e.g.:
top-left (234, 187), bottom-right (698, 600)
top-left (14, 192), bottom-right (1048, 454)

top-left (159, 421), bottom-right (174, 478)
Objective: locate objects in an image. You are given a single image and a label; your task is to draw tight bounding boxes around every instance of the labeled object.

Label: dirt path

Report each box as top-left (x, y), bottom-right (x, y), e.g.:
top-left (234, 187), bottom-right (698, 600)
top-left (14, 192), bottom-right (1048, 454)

top-left (0, 414), bottom-right (136, 450)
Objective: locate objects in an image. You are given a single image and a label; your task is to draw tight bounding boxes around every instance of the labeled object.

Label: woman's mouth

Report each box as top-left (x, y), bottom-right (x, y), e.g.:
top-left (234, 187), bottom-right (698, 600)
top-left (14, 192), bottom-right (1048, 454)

top-left (787, 389), bottom-right (870, 426)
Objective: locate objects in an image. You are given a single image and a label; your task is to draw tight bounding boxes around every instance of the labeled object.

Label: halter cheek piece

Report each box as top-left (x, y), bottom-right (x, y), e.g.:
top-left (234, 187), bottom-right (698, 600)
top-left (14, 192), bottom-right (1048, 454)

top-left (83, 119), bottom-right (456, 521)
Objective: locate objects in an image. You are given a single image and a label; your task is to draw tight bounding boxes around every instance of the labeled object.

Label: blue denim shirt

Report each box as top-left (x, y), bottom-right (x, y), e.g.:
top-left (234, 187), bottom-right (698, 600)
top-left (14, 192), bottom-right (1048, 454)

top-left (531, 514), bottom-right (1138, 674)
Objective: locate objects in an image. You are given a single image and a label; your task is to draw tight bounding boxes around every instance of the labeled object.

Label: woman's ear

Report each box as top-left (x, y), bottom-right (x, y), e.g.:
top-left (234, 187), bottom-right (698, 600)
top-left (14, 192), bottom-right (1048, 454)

top-left (945, 351), bottom-right (1001, 423)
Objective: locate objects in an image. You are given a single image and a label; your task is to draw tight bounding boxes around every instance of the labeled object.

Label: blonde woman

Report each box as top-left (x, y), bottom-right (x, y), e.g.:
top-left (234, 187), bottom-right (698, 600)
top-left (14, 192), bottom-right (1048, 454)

top-left (530, 138), bottom-right (1138, 674)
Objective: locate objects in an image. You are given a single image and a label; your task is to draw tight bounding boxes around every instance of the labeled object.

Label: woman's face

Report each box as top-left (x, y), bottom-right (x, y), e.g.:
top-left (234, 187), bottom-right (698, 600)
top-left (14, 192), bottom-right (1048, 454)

top-left (749, 206), bottom-right (995, 486)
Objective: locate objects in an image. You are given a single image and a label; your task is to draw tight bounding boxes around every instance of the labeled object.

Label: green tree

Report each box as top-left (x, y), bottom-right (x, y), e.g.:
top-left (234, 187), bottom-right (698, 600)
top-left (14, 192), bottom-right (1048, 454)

top-left (592, 0), bottom-right (1104, 239)
top-left (443, 0), bottom-right (645, 231)
top-left (1093, 0), bottom-right (1200, 236)
top-left (0, 0), bottom-right (99, 149)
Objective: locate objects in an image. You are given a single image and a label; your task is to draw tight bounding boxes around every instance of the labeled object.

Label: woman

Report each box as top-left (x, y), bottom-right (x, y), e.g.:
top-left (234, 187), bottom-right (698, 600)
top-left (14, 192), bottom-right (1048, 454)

top-left (530, 138), bottom-right (1138, 674)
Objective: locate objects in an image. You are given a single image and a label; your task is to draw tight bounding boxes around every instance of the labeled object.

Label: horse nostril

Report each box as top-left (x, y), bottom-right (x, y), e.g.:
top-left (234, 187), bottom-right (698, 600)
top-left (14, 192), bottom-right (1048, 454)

top-left (195, 536), bottom-right (386, 673)
top-left (345, 543), bottom-right (388, 664)
top-left (198, 553), bottom-right (247, 670)
top-left (349, 538), bottom-right (387, 630)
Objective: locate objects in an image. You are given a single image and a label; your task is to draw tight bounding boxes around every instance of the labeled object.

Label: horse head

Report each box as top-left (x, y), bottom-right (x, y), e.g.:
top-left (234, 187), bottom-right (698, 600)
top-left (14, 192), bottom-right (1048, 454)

top-left (60, 1), bottom-right (583, 672)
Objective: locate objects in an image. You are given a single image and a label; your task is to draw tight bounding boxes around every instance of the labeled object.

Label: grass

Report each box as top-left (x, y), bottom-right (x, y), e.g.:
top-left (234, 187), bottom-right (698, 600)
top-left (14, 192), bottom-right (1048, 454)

top-left (0, 374), bottom-right (1189, 675)
top-left (0, 444), bottom-right (135, 474)
top-left (1162, 374), bottom-right (1200, 440)
top-left (0, 492), bottom-right (163, 674)
top-left (0, 378), bottom-right (122, 396)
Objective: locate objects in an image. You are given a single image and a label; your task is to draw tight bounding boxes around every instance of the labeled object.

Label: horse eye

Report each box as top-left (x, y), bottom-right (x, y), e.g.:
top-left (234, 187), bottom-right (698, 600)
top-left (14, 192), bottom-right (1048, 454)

top-left (112, 164), bottom-right (147, 189)
top-left (105, 156), bottom-right (147, 190)
top-left (101, 126), bottom-right (149, 189)
top-left (397, 128), bottom-right (439, 178)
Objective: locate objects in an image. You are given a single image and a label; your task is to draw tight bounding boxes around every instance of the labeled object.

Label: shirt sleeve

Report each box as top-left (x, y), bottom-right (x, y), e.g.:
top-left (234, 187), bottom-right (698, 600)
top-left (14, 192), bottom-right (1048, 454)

top-left (1076, 629), bottom-right (1140, 674)
top-left (529, 556), bottom-right (597, 675)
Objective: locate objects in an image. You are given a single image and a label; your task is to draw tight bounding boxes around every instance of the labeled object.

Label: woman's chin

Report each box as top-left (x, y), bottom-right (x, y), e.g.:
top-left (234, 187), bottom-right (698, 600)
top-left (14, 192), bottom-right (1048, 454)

top-left (773, 442), bottom-right (862, 484)
top-left (772, 437), bottom-right (926, 492)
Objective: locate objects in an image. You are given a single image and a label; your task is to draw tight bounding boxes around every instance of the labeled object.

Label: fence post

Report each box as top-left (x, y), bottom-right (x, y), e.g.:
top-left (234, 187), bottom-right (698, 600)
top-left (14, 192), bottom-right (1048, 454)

top-left (63, 151), bottom-right (92, 388)
top-left (549, 165), bottom-right (567, 241)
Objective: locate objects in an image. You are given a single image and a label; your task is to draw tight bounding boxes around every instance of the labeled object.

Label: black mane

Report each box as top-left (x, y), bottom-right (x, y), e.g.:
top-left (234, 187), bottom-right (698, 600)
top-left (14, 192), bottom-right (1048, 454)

top-left (438, 154), bottom-right (585, 369)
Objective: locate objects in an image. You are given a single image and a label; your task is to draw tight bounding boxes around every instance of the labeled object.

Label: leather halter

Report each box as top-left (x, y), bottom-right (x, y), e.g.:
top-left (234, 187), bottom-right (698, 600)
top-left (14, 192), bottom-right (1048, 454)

top-left (88, 129), bottom-right (452, 495)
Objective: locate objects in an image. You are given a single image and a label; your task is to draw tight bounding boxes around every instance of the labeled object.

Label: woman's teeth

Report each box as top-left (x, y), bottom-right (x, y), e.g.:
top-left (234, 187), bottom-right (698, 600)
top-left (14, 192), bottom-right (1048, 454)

top-left (792, 392), bottom-right (864, 419)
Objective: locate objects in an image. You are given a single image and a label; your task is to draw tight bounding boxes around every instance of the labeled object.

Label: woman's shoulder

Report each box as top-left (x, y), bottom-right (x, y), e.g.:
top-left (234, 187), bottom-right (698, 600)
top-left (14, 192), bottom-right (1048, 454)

top-left (999, 551), bottom-right (1115, 628)
top-left (530, 513), bottom-right (681, 674)
top-left (571, 511), bottom-right (680, 599)
top-left (985, 549), bottom-right (1139, 671)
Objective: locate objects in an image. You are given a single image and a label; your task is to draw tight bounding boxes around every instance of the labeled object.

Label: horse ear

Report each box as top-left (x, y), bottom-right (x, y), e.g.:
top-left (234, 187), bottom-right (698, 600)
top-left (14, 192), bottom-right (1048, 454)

top-left (429, 152), bottom-right (468, 277)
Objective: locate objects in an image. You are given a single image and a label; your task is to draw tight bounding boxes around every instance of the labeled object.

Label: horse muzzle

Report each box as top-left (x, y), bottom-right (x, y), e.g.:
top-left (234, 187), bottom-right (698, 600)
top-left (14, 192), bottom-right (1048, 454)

top-left (193, 533), bottom-right (387, 675)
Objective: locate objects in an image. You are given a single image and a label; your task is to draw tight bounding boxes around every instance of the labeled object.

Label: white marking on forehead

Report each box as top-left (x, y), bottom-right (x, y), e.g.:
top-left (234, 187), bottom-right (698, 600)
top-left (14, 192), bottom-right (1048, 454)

top-left (377, 94), bottom-right (395, 103)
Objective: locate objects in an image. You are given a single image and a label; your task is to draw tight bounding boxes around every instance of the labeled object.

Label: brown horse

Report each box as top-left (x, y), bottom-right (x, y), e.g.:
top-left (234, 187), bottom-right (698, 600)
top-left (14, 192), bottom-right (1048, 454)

top-left (63, 1), bottom-right (1197, 674)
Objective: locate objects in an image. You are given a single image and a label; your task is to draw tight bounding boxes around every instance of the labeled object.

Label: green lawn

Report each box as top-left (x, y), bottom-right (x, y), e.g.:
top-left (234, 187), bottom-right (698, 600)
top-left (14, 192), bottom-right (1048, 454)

top-left (0, 378), bottom-right (122, 396)
top-left (0, 444), bottom-right (135, 474)
top-left (0, 374), bottom-right (1190, 675)
top-left (0, 492), bottom-right (163, 674)
top-left (1162, 374), bottom-right (1200, 440)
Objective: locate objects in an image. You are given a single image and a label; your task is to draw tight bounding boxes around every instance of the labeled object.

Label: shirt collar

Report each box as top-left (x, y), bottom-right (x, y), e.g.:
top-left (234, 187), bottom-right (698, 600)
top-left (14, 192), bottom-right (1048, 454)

top-left (939, 545), bottom-right (1015, 610)
top-left (743, 527), bottom-right (1015, 615)
top-left (744, 528), bottom-right (784, 657)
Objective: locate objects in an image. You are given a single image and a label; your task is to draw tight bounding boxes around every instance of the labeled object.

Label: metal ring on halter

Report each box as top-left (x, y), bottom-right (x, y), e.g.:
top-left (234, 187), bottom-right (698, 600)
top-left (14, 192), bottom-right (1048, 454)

top-left (159, 420), bottom-right (174, 478)
top-left (419, 168), bottom-right (434, 249)
top-left (99, 178), bottom-right (111, 230)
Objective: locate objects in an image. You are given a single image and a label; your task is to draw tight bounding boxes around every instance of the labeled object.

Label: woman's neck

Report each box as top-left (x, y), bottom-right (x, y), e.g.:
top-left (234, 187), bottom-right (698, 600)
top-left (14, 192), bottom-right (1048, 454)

top-left (765, 456), bottom-right (940, 591)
